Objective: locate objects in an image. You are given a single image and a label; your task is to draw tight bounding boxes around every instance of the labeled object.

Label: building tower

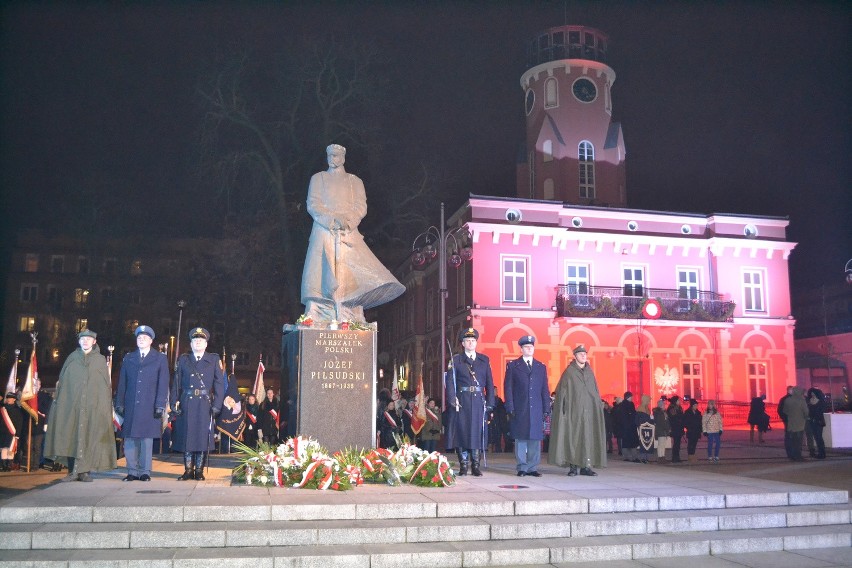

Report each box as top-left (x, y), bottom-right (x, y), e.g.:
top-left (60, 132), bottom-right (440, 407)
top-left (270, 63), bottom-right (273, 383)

top-left (517, 25), bottom-right (626, 206)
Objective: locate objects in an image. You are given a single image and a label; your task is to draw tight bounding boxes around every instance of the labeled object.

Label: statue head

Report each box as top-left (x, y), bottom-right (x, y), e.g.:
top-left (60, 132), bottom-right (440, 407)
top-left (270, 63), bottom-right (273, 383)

top-left (325, 144), bottom-right (347, 170)
top-left (326, 143), bottom-right (346, 155)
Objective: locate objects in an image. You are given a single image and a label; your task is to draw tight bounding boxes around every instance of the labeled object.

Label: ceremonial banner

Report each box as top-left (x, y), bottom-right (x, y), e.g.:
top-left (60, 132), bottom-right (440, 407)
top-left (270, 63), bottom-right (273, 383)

top-left (410, 373), bottom-right (427, 435)
top-left (217, 372), bottom-right (246, 443)
top-left (20, 349), bottom-right (39, 421)
top-left (252, 359), bottom-right (266, 402)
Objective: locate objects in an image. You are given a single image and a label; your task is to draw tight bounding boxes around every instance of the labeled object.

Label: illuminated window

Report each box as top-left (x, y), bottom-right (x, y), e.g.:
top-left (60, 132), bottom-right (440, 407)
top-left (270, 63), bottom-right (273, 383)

top-left (75, 318), bottom-right (88, 333)
top-left (74, 288), bottom-right (90, 308)
top-left (125, 319), bottom-right (139, 333)
top-left (748, 362), bottom-right (768, 398)
top-left (544, 77), bottom-right (558, 108)
top-left (681, 362), bottom-right (703, 400)
top-left (131, 260), bottom-right (143, 276)
top-left (742, 269), bottom-right (766, 312)
top-left (502, 256), bottom-right (529, 304)
top-left (19, 316), bottom-right (36, 332)
top-left (24, 254), bottom-right (38, 272)
top-left (20, 284), bottom-right (38, 303)
top-left (578, 141), bottom-right (595, 199)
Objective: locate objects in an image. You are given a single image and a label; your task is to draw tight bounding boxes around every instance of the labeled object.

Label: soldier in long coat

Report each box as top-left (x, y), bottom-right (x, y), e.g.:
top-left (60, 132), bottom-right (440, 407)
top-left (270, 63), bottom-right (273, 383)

top-left (504, 334), bottom-right (550, 477)
top-left (548, 345), bottom-right (607, 476)
top-left (171, 327), bottom-right (224, 480)
top-left (45, 329), bottom-right (117, 481)
top-left (444, 328), bottom-right (495, 476)
top-left (114, 325), bottom-right (169, 481)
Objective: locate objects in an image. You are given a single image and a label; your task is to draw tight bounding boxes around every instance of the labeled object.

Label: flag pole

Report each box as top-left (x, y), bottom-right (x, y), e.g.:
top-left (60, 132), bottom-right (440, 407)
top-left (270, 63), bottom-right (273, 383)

top-left (26, 335), bottom-right (36, 473)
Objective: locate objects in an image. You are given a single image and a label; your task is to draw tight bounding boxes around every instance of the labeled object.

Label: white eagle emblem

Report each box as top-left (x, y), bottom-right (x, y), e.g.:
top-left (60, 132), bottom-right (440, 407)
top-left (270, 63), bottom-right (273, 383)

top-left (654, 364), bottom-right (679, 397)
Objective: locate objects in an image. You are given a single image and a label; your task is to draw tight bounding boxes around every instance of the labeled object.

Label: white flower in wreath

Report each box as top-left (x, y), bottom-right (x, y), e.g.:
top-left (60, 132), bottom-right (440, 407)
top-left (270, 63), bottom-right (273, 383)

top-left (259, 475), bottom-right (269, 485)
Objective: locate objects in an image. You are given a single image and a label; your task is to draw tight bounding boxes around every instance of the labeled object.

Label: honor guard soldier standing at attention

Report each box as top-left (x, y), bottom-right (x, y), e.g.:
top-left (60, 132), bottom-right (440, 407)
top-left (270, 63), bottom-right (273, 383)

top-left (445, 328), bottom-right (495, 476)
top-left (115, 325), bottom-right (169, 481)
top-left (171, 328), bottom-right (224, 481)
top-left (504, 335), bottom-right (551, 477)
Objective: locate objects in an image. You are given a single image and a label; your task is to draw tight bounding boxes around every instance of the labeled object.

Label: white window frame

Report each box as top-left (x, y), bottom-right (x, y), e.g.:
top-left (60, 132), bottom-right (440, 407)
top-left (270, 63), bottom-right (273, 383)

top-left (19, 315), bottom-right (36, 332)
top-left (747, 361), bottom-right (769, 399)
top-left (544, 77), bottom-right (558, 108)
top-left (501, 255), bottom-right (530, 306)
top-left (676, 266), bottom-right (701, 312)
top-left (20, 283), bottom-right (38, 303)
top-left (578, 141), bottom-right (595, 199)
top-left (564, 262), bottom-right (591, 306)
top-left (681, 361), bottom-right (703, 400)
top-left (742, 268), bottom-right (767, 313)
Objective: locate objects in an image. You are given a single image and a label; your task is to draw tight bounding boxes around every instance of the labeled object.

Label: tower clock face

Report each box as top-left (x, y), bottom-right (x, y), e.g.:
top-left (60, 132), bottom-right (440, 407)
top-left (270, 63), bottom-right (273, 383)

top-left (572, 78), bottom-right (597, 102)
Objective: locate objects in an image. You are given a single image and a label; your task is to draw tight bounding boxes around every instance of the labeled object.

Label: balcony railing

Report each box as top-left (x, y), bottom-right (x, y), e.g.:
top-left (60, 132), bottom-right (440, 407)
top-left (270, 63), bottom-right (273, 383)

top-left (555, 285), bottom-right (736, 322)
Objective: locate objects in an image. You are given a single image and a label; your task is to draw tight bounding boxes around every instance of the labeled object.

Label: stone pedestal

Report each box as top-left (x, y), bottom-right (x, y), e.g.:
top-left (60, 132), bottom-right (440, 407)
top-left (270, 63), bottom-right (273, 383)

top-left (281, 329), bottom-right (376, 452)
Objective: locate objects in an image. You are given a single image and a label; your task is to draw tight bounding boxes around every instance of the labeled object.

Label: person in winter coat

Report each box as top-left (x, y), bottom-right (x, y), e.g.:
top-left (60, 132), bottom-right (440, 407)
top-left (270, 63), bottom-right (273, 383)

top-left (666, 396), bottom-right (685, 463)
top-left (45, 329), bottom-right (117, 482)
top-left (652, 397), bottom-right (671, 463)
top-left (504, 335), bottom-right (550, 477)
top-left (243, 394), bottom-right (260, 448)
top-left (780, 386), bottom-right (809, 461)
top-left (806, 388), bottom-right (827, 460)
top-left (683, 398), bottom-right (703, 462)
top-left (259, 388), bottom-right (280, 445)
top-left (114, 325), bottom-right (169, 482)
top-left (419, 398), bottom-right (442, 453)
top-left (701, 399), bottom-right (723, 461)
top-left (1, 392), bottom-right (24, 471)
top-left (747, 394), bottom-right (769, 443)
top-left (618, 392), bottom-right (640, 462)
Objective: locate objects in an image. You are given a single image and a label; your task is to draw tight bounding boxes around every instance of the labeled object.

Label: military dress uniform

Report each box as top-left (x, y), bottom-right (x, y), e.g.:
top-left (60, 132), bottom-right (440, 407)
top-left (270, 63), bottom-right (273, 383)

top-left (171, 328), bottom-right (224, 480)
top-left (444, 328), bottom-right (495, 476)
top-left (504, 335), bottom-right (551, 476)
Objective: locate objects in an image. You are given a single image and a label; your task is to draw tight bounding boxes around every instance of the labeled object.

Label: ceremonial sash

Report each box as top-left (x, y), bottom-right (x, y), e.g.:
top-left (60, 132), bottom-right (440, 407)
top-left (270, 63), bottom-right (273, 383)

top-left (270, 409), bottom-right (279, 428)
top-left (383, 411), bottom-right (397, 428)
top-left (246, 411), bottom-right (257, 424)
top-left (1, 407), bottom-right (17, 453)
top-left (403, 409), bottom-right (413, 419)
top-left (426, 408), bottom-right (440, 423)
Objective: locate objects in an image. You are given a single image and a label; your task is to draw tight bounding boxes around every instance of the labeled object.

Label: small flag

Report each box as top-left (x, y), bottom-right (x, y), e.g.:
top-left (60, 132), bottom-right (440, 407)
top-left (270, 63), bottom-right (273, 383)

top-left (112, 408), bottom-right (124, 431)
top-left (4, 358), bottom-right (16, 396)
top-left (252, 358), bottom-right (266, 403)
top-left (410, 371), bottom-right (427, 435)
top-left (391, 362), bottom-right (400, 402)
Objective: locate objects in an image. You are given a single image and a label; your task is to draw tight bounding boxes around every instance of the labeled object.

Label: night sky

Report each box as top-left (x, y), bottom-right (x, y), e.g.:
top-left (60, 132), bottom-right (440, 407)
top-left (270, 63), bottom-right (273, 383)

top-left (1, 1), bottom-right (850, 310)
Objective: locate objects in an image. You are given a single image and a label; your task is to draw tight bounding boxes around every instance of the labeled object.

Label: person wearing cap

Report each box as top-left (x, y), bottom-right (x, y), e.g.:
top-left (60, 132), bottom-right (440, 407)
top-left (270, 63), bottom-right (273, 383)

top-left (114, 325), bottom-right (169, 481)
top-left (503, 334), bottom-right (550, 477)
top-left (445, 327), bottom-right (495, 476)
top-left (548, 345), bottom-right (607, 476)
top-left (45, 329), bottom-right (117, 482)
top-left (171, 327), bottom-right (225, 480)
top-left (1, 392), bottom-right (24, 472)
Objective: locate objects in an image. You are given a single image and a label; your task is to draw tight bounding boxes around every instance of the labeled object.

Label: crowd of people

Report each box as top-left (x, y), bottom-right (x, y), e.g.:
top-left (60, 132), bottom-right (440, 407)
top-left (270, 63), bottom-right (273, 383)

top-left (0, 324), bottom-right (838, 481)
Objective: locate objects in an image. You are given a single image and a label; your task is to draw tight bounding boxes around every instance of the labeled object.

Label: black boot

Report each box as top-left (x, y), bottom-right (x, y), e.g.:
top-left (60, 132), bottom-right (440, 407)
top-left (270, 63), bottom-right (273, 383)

top-left (177, 467), bottom-right (194, 481)
top-left (456, 450), bottom-right (468, 476)
top-left (471, 450), bottom-right (482, 476)
top-left (194, 468), bottom-right (205, 481)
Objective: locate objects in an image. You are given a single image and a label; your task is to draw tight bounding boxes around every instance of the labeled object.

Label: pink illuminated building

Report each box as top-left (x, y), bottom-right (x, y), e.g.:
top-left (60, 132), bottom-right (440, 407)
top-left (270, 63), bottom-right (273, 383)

top-left (377, 25), bottom-right (798, 405)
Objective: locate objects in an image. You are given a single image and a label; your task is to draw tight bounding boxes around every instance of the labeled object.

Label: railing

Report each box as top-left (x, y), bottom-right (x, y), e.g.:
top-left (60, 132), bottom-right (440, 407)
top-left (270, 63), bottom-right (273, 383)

top-left (555, 285), bottom-right (736, 322)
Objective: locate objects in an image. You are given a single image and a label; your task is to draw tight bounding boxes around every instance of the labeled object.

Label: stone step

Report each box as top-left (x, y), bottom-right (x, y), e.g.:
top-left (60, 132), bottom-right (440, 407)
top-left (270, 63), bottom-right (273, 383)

top-left (1, 503), bottom-right (848, 551)
top-left (1, 487), bottom-right (847, 524)
top-left (0, 525), bottom-right (849, 567)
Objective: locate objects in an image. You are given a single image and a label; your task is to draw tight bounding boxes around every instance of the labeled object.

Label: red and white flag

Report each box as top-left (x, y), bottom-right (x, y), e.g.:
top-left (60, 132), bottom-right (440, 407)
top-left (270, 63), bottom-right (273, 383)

top-left (252, 358), bottom-right (266, 402)
top-left (391, 363), bottom-right (400, 402)
top-left (410, 371), bottom-right (427, 435)
top-left (19, 349), bottom-right (39, 421)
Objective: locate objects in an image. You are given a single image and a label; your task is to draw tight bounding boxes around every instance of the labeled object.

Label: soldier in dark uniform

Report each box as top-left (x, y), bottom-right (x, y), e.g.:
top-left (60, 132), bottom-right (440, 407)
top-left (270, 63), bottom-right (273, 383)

top-left (115, 325), bottom-right (169, 481)
top-left (171, 327), bottom-right (224, 480)
top-left (444, 328), bottom-right (495, 476)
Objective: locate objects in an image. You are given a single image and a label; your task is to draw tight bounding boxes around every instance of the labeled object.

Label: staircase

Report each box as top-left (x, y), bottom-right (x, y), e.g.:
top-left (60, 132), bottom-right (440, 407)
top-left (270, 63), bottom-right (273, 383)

top-left (1, 466), bottom-right (849, 567)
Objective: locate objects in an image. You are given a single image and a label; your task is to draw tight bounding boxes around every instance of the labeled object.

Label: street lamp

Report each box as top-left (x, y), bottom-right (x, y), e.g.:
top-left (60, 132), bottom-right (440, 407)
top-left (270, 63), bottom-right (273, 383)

top-left (411, 202), bottom-right (473, 411)
top-left (174, 300), bottom-right (187, 371)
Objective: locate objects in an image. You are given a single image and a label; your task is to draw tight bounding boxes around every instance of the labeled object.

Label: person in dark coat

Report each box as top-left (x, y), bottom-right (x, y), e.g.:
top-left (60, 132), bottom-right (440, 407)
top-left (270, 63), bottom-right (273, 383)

top-left (171, 327), bottom-right (225, 481)
top-left (1, 392), bottom-right (24, 471)
top-left (611, 396), bottom-right (625, 456)
top-left (243, 394), bottom-right (260, 448)
top-left (377, 399), bottom-right (401, 450)
top-left (115, 325), bottom-right (169, 482)
top-left (619, 392), bottom-right (640, 462)
top-left (806, 387), bottom-right (827, 459)
top-left (666, 396), bottom-right (685, 463)
top-left (444, 328), bottom-right (495, 476)
top-left (259, 388), bottom-right (280, 445)
top-left (504, 334), bottom-right (550, 477)
top-left (683, 398), bottom-right (703, 462)
top-left (747, 394), bottom-right (769, 443)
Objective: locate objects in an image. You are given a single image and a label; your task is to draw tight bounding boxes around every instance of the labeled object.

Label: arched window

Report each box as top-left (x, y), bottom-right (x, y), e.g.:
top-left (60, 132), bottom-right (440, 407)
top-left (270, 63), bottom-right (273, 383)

top-left (544, 77), bottom-right (558, 108)
top-left (542, 139), bottom-right (553, 162)
top-left (543, 178), bottom-right (554, 200)
top-left (578, 141), bottom-right (595, 199)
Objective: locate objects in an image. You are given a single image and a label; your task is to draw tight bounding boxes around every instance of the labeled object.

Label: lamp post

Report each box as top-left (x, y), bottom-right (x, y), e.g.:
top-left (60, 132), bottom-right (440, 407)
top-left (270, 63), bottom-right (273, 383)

top-left (411, 202), bottom-right (472, 411)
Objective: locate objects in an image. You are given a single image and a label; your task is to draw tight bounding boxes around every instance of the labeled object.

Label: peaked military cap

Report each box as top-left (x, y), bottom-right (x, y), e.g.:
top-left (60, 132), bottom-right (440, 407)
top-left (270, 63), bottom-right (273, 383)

top-left (134, 325), bottom-right (155, 340)
top-left (518, 335), bottom-right (535, 346)
top-left (190, 327), bottom-right (210, 341)
top-left (5, 392), bottom-right (16, 400)
top-left (459, 328), bottom-right (479, 342)
top-left (572, 345), bottom-right (587, 355)
top-left (78, 329), bottom-right (97, 339)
